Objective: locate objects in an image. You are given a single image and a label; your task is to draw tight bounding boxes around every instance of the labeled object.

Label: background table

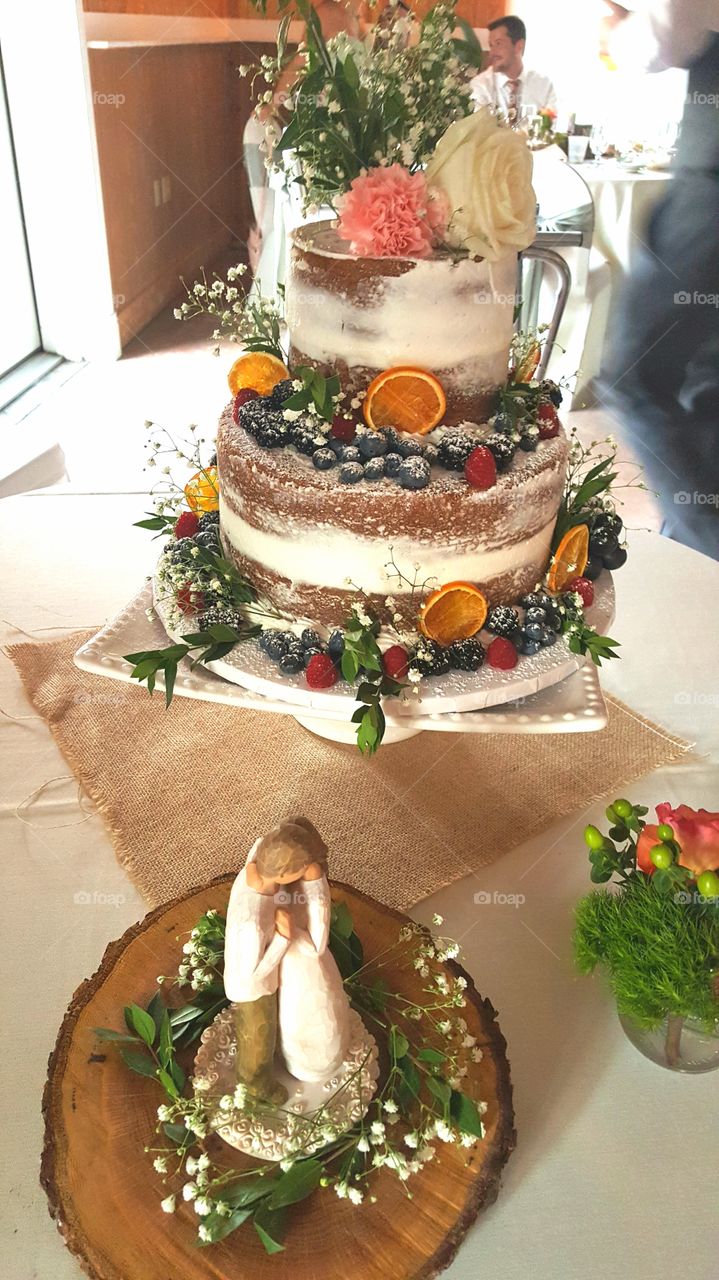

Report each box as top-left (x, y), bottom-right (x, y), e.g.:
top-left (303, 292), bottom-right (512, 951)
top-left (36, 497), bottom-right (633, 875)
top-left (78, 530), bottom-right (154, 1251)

top-left (1, 496), bottom-right (717, 1280)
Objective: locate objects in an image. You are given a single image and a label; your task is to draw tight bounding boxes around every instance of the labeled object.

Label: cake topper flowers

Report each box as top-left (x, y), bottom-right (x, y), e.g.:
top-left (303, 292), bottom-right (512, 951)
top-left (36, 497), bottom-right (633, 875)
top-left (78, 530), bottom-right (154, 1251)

top-left (335, 165), bottom-right (448, 259)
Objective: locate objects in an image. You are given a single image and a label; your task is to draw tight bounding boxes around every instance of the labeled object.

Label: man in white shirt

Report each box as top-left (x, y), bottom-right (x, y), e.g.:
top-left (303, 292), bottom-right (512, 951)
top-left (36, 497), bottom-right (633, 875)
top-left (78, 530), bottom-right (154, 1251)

top-left (470, 15), bottom-right (557, 125)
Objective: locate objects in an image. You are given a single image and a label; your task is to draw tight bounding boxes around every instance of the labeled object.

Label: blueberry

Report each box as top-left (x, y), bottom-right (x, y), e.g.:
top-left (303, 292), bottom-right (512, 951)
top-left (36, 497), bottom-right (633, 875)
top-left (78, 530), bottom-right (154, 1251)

top-left (602, 544), bottom-right (628, 570)
top-left (258, 631), bottom-right (272, 653)
top-left (363, 456), bottom-right (386, 481)
top-left (340, 461), bottom-right (364, 484)
top-left (357, 430), bottom-right (388, 459)
top-left (264, 632), bottom-right (290, 660)
top-left (327, 437), bottom-right (345, 456)
top-left (312, 447), bottom-right (337, 471)
top-left (397, 435), bottom-right (425, 458)
top-left (594, 511), bottom-right (623, 537)
top-left (339, 445), bottom-right (362, 464)
top-left (520, 592), bottom-right (542, 609)
top-left (524, 621), bottom-right (546, 642)
top-left (384, 452), bottom-right (402, 477)
top-left (494, 411), bottom-right (513, 433)
top-left (302, 646), bottom-right (325, 667)
top-left (518, 631), bottom-right (541, 656)
top-left (538, 625), bottom-right (558, 647)
top-left (519, 434), bottom-right (539, 452)
top-left (525, 607), bottom-right (547, 625)
top-left (328, 629), bottom-right (345, 660)
top-left (279, 652), bottom-right (303, 675)
top-left (423, 443), bottom-right (438, 466)
top-left (397, 456), bottom-right (431, 490)
top-left (301, 628), bottom-right (322, 650)
top-left (544, 606), bottom-right (563, 632)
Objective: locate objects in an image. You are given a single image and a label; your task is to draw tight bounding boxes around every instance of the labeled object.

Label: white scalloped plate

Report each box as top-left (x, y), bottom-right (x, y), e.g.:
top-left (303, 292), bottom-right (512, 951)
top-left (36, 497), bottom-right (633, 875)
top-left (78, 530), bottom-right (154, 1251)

top-left (74, 582), bottom-right (609, 738)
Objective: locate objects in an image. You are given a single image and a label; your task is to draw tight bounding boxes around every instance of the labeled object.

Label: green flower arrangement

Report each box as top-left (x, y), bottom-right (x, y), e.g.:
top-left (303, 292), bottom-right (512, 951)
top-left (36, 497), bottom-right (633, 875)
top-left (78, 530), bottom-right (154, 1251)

top-left (96, 904), bottom-right (488, 1254)
top-left (573, 799), bottom-right (719, 1068)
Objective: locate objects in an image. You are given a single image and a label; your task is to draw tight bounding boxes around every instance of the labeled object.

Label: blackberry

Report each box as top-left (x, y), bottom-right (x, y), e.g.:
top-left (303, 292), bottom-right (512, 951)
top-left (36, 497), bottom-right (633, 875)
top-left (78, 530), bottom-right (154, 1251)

top-left (239, 397), bottom-right (270, 435)
top-left (197, 511), bottom-right (219, 531)
top-left (484, 433), bottom-right (516, 473)
top-left (301, 628), bottom-right (322, 650)
top-left (396, 435), bottom-right (424, 459)
top-left (436, 431), bottom-right (475, 472)
top-left (357, 430), bottom-right (387, 459)
top-left (279, 651), bottom-right (303, 676)
top-left (540, 379), bottom-right (563, 408)
top-left (364, 456), bottom-right (386, 481)
top-left (384, 452), bottom-right (402, 477)
top-left (398, 457), bottom-right (430, 490)
top-left (164, 537), bottom-right (194, 564)
top-left (254, 408), bottom-right (288, 449)
top-left (269, 379), bottom-right (295, 405)
top-left (312, 447), bottom-right (337, 471)
top-left (207, 452), bottom-right (217, 467)
top-left (327, 629), bottom-right (345, 660)
top-left (487, 605), bottom-right (520, 637)
top-left (410, 638), bottom-right (451, 677)
top-left (339, 445), bottom-right (362, 464)
top-left (339, 461), bottom-right (364, 484)
top-left (198, 604), bottom-right (242, 631)
top-left (194, 528), bottom-right (220, 552)
top-left (292, 429), bottom-right (319, 457)
top-left (447, 637), bottom-right (485, 671)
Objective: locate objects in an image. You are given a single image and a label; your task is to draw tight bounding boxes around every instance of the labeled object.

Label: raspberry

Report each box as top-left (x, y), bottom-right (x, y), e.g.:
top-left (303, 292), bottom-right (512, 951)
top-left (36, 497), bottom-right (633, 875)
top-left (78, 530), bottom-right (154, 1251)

top-left (305, 653), bottom-right (338, 689)
top-left (464, 445), bottom-right (497, 490)
top-left (382, 645), bottom-right (409, 681)
top-left (565, 576), bottom-right (594, 607)
top-left (487, 637), bottom-right (519, 670)
top-left (176, 583), bottom-right (203, 614)
top-left (232, 388), bottom-right (260, 423)
top-left (174, 511), bottom-right (200, 539)
top-left (331, 414), bottom-right (356, 444)
top-left (536, 403), bottom-right (560, 439)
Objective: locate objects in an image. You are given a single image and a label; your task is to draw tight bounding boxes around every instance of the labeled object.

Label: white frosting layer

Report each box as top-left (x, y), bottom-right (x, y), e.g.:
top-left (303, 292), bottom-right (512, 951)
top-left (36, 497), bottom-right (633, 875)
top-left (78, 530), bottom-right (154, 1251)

top-left (220, 492), bottom-right (555, 593)
top-left (286, 246), bottom-right (517, 388)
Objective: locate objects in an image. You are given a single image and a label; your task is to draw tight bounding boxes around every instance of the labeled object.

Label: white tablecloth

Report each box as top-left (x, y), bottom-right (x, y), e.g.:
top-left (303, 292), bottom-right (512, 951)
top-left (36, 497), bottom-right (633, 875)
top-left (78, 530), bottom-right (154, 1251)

top-left (1, 497), bottom-right (717, 1280)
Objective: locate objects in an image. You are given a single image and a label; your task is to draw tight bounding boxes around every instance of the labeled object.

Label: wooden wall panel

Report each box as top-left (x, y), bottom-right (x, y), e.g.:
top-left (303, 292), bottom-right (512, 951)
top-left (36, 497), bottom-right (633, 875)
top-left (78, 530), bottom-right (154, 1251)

top-left (83, 1), bottom-right (507, 27)
top-left (89, 43), bottom-right (259, 346)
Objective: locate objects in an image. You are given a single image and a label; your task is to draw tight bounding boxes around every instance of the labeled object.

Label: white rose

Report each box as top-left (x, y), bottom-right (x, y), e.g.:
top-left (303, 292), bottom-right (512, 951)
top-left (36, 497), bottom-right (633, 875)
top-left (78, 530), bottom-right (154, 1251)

top-left (426, 109), bottom-right (536, 261)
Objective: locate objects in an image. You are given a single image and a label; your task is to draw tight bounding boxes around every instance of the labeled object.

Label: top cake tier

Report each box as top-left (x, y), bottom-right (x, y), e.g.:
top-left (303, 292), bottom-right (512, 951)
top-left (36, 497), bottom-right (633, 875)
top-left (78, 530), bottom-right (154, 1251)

top-left (286, 222), bottom-right (517, 427)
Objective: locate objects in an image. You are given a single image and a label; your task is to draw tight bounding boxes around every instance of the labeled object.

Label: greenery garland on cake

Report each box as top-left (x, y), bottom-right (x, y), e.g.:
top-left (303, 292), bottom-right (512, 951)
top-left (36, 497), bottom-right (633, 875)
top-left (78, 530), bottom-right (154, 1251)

top-left (95, 903), bottom-right (488, 1254)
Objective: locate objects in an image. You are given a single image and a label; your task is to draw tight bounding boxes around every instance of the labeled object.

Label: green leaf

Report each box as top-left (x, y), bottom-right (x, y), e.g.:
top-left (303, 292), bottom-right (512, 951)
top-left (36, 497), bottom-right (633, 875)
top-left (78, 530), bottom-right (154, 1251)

top-left (134, 514), bottom-right (171, 531)
top-left (197, 1207), bottom-right (253, 1246)
top-left (389, 1026), bottom-right (409, 1061)
top-left (450, 1090), bottom-right (485, 1139)
top-left (146, 992), bottom-right (165, 1026)
top-left (397, 1056), bottom-right (421, 1109)
top-left (253, 1203), bottom-right (287, 1254)
top-left (157, 1068), bottom-right (179, 1099)
top-left (426, 1075), bottom-right (451, 1110)
top-left (120, 1048), bottom-right (157, 1078)
top-left (341, 650), bottom-right (360, 683)
top-left (159, 1009), bottom-right (173, 1069)
top-left (127, 1003), bottom-right (156, 1047)
top-left (163, 1122), bottom-right (192, 1146)
top-left (417, 1047), bottom-right (446, 1066)
top-left (92, 1027), bottom-right (138, 1043)
top-left (221, 1178), bottom-right (274, 1210)
top-left (268, 1159), bottom-right (323, 1209)
top-left (164, 661), bottom-right (177, 707)
top-left (330, 900), bottom-right (354, 938)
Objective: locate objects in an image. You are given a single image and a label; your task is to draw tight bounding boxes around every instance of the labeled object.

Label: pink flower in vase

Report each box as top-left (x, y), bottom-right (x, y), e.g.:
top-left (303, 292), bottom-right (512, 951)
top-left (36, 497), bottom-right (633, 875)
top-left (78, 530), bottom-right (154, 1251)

top-left (336, 164), bottom-right (448, 259)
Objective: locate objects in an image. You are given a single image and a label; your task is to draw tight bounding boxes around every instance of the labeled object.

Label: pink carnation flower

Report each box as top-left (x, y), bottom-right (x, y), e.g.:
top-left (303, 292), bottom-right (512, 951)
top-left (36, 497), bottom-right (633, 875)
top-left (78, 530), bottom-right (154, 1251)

top-left (336, 164), bottom-right (448, 259)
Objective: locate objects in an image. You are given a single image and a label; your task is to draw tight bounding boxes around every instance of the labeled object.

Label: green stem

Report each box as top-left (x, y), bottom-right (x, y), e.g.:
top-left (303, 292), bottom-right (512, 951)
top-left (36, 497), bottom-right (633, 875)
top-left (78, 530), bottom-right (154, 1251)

top-left (664, 1014), bottom-right (684, 1067)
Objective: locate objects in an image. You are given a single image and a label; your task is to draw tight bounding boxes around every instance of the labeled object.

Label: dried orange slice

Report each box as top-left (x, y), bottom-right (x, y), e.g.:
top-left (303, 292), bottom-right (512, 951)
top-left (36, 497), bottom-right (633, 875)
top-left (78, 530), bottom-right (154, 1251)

top-left (184, 466), bottom-right (219, 513)
top-left (363, 367), bottom-right (446, 436)
top-left (419, 581), bottom-right (488, 647)
top-left (547, 524), bottom-right (590, 594)
top-left (227, 352), bottom-right (289, 396)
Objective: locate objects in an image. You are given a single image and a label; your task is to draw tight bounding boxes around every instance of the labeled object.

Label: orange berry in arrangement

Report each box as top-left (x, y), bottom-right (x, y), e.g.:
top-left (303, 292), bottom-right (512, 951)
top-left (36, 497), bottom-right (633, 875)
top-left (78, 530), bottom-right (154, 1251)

top-left (419, 582), bottom-right (488, 647)
top-left (184, 466), bottom-right (219, 513)
top-left (363, 367), bottom-right (446, 436)
top-left (227, 352), bottom-right (289, 397)
top-left (547, 525), bottom-right (590, 594)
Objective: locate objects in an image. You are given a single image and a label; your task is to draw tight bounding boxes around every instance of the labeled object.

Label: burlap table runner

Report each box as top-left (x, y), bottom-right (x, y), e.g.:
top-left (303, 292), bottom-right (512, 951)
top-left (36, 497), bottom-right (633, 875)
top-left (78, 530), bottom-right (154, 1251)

top-left (7, 631), bottom-right (691, 910)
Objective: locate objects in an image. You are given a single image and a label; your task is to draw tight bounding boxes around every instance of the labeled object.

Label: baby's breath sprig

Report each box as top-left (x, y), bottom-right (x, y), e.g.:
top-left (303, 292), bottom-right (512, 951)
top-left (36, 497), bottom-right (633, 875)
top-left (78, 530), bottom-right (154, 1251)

top-left (175, 264), bottom-right (287, 362)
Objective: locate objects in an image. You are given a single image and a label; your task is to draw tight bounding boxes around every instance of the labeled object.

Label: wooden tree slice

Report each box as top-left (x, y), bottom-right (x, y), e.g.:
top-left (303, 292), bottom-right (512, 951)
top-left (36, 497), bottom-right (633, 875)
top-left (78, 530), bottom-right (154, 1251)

top-left (42, 877), bottom-right (515, 1280)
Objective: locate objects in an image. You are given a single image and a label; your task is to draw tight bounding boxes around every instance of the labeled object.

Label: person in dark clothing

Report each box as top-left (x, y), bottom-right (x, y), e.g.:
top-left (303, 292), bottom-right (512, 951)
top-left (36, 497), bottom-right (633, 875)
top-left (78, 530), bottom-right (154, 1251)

top-left (599, 5), bottom-right (719, 559)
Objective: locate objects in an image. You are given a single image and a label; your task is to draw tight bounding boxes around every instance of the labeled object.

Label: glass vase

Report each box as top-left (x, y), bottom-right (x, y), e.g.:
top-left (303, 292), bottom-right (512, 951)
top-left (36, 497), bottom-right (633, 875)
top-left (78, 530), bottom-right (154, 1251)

top-left (619, 1011), bottom-right (719, 1073)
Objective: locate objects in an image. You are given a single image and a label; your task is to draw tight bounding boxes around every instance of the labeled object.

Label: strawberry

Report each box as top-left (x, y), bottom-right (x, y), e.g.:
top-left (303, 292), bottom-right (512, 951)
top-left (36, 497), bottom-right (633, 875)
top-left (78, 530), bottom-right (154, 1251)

top-left (176, 583), bottom-right (203, 614)
top-left (232, 388), bottom-right (260, 423)
top-left (537, 403), bottom-right (560, 439)
top-left (305, 653), bottom-right (338, 689)
top-left (174, 510), bottom-right (200, 539)
top-left (382, 645), bottom-right (409, 681)
top-left (565, 576), bottom-right (594, 607)
top-left (486, 636), bottom-right (518, 670)
top-left (464, 445), bottom-right (497, 490)
top-left (330, 414), bottom-right (356, 444)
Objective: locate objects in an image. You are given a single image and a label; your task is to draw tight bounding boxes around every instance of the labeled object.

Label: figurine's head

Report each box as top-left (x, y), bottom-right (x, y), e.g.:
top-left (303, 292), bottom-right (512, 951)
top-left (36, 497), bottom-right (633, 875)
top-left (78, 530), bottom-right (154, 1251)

top-left (255, 817), bottom-right (328, 885)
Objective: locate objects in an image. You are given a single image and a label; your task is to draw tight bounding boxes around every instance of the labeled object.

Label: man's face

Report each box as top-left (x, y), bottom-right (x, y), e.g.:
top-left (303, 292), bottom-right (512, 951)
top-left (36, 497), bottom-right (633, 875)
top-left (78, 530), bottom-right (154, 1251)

top-left (488, 26), bottom-right (524, 75)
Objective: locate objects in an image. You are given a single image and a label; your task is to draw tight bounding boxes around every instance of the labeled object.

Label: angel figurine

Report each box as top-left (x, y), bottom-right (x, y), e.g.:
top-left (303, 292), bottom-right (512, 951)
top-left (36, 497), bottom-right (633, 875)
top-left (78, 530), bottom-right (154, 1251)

top-left (223, 817), bottom-right (352, 1103)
